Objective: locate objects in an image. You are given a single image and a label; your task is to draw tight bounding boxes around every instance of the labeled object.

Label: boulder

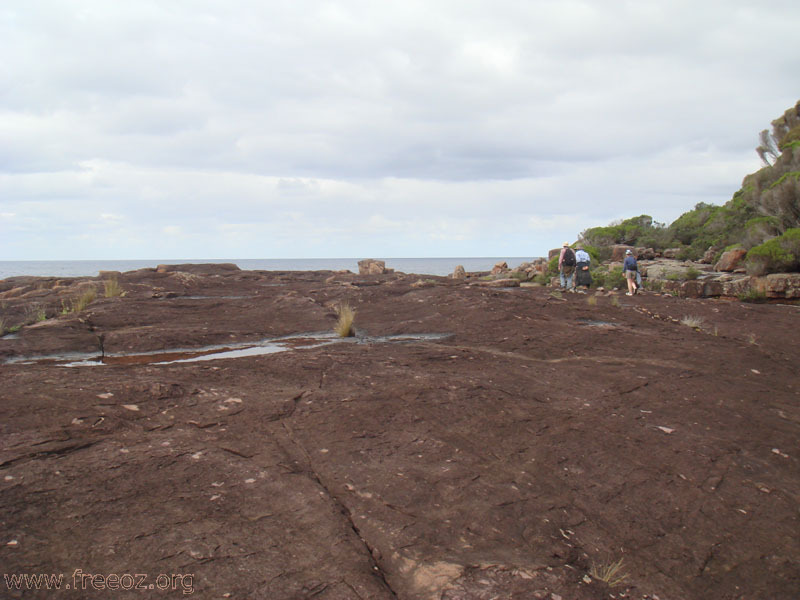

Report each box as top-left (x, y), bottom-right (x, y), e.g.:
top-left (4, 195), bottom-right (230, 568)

top-left (700, 247), bottom-right (720, 264)
top-left (636, 247), bottom-right (656, 260)
top-left (663, 248), bottom-right (681, 259)
top-left (722, 277), bottom-right (752, 298)
top-left (702, 280), bottom-right (724, 297)
top-left (358, 259), bottom-right (387, 275)
top-left (98, 270), bottom-right (122, 279)
top-left (490, 262), bottom-right (509, 276)
top-left (715, 249), bottom-right (748, 272)
top-left (611, 245), bottom-right (635, 262)
top-left (451, 265), bottom-right (466, 280)
top-left (548, 248), bottom-right (562, 260)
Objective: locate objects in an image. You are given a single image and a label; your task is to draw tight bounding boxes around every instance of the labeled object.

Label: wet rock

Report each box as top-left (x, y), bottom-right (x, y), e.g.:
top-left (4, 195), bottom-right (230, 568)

top-left (470, 278), bottom-right (520, 287)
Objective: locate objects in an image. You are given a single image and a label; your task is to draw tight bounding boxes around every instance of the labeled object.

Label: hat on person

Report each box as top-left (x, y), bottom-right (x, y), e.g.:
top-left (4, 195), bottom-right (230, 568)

top-left (562, 242), bottom-right (569, 247)
top-left (626, 249), bottom-right (633, 255)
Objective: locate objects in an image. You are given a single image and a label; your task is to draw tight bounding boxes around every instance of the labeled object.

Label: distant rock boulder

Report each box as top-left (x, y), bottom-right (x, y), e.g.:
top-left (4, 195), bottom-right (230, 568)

top-left (451, 265), bottom-right (466, 279)
top-left (715, 248), bottom-right (748, 272)
top-left (358, 259), bottom-right (388, 275)
top-left (490, 262), bottom-right (509, 276)
top-left (663, 248), bottom-right (681, 259)
top-left (700, 247), bottom-right (721, 264)
top-left (611, 245), bottom-right (634, 261)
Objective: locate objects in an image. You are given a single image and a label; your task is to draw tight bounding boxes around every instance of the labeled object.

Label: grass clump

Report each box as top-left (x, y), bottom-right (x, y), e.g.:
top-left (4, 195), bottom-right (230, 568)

top-left (334, 302), bottom-right (356, 338)
top-left (685, 267), bottom-right (702, 280)
top-left (680, 315), bottom-right (705, 329)
top-left (103, 277), bottom-right (124, 298)
top-left (589, 558), bottom-right (629, 587)
top-left (66, 287), bottom-right (98, 314)
top-left (586, 295), bottom-right (598, 306)
top-left (0, 318), bottom-right (5, 336)
top-left (25, 303), bottom-right (47, 323)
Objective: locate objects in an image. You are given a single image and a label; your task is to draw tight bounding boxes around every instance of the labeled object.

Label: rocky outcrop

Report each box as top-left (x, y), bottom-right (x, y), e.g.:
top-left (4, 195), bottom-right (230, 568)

top-left (451, 265), bottom-right (466, 280)
top-left (753, 273), bottom-right (800, 298)
top-left (490, 262), bottom-right (509, 276)
top-left (358, 259), bottom-right (393, 275)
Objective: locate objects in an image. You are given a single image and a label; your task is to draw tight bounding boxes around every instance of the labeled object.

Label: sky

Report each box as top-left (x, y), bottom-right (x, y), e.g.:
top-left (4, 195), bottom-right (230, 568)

top-left (1, 1), bottom-right (799, 260)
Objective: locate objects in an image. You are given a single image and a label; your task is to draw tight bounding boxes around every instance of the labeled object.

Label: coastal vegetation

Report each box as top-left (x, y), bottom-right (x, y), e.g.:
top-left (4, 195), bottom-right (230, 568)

top-left (579, 100), bottom-right (800, 267)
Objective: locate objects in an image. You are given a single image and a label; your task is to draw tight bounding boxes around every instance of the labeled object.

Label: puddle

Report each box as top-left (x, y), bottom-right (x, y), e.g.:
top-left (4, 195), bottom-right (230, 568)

top-left (5, 332), bottom-right (451, 367)
top-left (180, 295), bottom-right (254, 300)
top-left (577, 318), bottom-right (617, 328)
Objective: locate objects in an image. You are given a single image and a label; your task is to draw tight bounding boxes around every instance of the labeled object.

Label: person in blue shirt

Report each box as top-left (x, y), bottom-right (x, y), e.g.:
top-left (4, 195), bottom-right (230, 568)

top-left (622, 249), bottom-right (638, 296)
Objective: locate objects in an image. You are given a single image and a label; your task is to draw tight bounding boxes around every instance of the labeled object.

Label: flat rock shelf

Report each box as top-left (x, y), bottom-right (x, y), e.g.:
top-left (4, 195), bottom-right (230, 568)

top-left (1, 264), bottom-right (798, 599)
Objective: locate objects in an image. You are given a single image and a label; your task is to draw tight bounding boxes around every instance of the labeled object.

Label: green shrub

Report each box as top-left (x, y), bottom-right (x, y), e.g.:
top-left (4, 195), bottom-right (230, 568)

top-left (604, 266), bottom-right (626, 290)
top-left (737, 289), bottom-right (767, 303)
top-left (582, 215), bottom-right (671, 250)
top-left (769, 171), bottom-right (800, 190)
top-left (745, 228), bottom-right (800, 275)
top-left (685, 267), bottom-right (702, 280)
top-left (547, 255), bottom-right (559, 276)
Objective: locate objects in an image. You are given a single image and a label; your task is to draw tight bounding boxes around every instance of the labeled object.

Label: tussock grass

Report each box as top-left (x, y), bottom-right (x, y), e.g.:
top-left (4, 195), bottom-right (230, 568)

top-left (586, 295), bottom-right (598, 306)
top-left (680, 315), bottom-right (705, 329)
top-left (103, 277), bottom-right (124, 298)
top-left (589, 558), bottom-right (629, 587)
top-left (68, 287), bottom-right (97, 313)
top-left (748, 333), bottom-right (757, 345)
top-left (25, 303), bottom-right (47, 323)
top-left (610, 295), bottom-right (621, 307)
top-left (334, 302), bottom-right (356, 338)
top-left (0, 318), bottom-right (5, 336)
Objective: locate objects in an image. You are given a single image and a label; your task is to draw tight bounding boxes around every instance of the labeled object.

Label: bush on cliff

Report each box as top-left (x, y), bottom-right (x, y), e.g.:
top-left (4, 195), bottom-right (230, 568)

top-left (581, 215), bottom-right (671, 250)
top-left (745, 228), bottom-right (800, 275)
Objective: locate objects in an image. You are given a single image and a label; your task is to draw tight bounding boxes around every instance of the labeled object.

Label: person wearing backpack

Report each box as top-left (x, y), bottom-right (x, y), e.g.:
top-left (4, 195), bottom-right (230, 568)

top-left (558, 242), bottom-right (576, 291)
top-left (623, 249), bottom-right (638, 296)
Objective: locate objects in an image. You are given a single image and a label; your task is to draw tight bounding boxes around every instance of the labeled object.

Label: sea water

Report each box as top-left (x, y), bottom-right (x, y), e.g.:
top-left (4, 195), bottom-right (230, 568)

top-left (0, 257), bottom-right (537, 280)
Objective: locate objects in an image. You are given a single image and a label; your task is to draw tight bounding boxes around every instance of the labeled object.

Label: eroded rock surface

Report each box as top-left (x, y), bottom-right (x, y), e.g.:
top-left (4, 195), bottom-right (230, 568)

top-left (1, 264), bottom-right (798, 599)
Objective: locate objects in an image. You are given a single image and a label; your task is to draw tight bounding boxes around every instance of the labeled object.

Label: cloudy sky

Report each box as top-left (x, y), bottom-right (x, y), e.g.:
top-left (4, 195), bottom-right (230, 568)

top-left (1, 1), bottom-right (798, 260)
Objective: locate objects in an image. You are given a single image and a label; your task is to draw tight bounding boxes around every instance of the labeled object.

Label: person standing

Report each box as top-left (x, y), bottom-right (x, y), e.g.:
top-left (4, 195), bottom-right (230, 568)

top-left (558, 242), bottom-right (576, 291)
top-left (623, 249), bottom-right (638, 296)
top-left (574, 245), bottom-right (591, 290)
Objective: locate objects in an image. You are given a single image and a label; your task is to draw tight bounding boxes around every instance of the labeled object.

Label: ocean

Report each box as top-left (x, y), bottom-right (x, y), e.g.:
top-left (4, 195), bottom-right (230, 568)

top-left (0, 257), bottom-right (536, 280)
